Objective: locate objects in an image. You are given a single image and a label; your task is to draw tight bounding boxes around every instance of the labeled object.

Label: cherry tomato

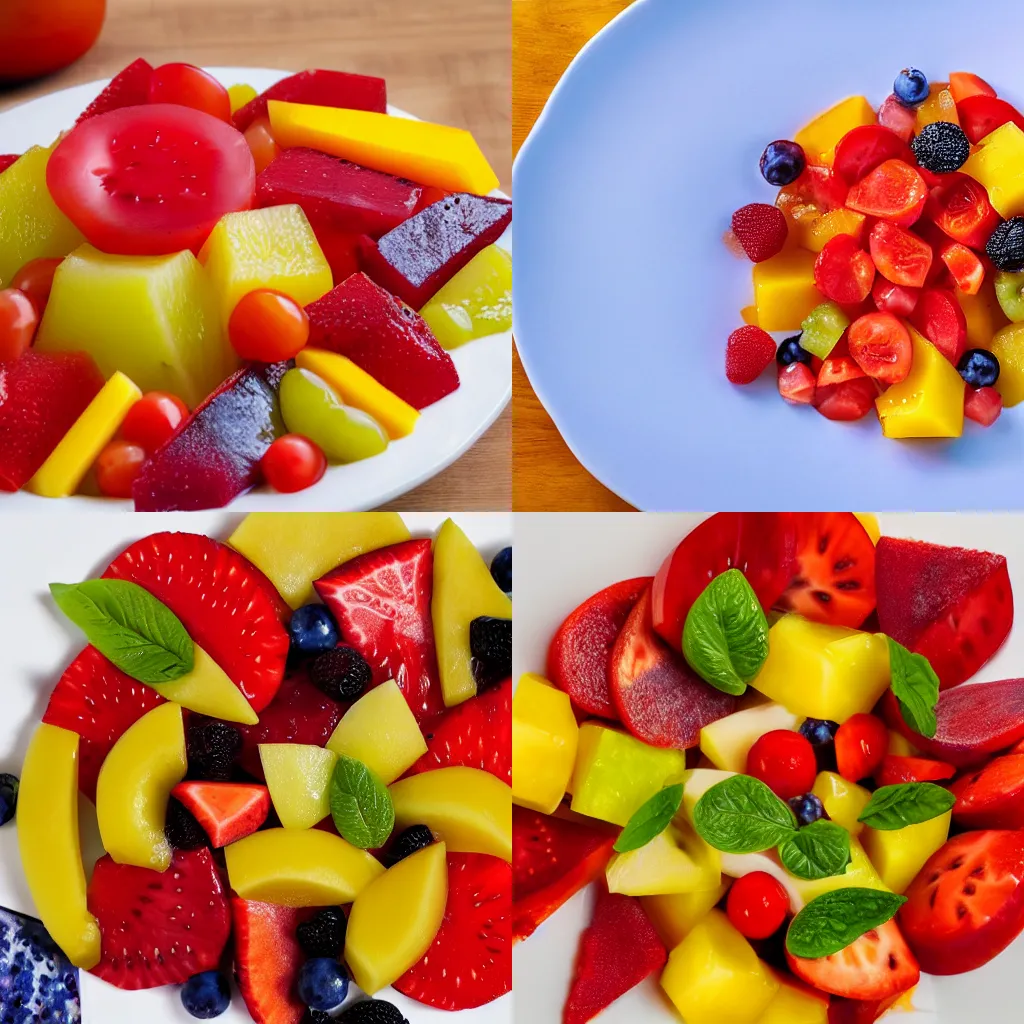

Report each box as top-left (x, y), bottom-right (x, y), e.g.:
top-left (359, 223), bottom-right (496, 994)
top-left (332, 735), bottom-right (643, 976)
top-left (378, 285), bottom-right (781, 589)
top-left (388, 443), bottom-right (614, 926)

top-left (835, 713), bottom-right (889, 782)
top-left (261, 435), bottom-right (327, 493)
top-left (0, 288), bottom-right (39, 361)
top-left (0, 0), bottom-right (105, 83)
top-left (150, 63), bottom-right (232, 123)
top-left (726, 871), bottom-right (790, 940)
top-left (47, 104), bottom-right (255, 256)
top-left (746, 730), bottom-right (818, 800)
top-left (228, 289), bottom-right (309, 362)
top-left (244, 116), bottom-right (281, 174)
top-left (119, 392), bottom-right (189, 452)
top-left (11, 257), bottom-right (62, 315)
top-left (95, 440), bottom-right (147, 499)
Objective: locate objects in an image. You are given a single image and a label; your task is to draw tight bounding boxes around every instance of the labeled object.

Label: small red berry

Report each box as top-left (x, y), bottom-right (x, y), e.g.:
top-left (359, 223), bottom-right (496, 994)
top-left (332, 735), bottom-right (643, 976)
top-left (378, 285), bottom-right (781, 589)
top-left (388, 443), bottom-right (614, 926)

top-left (95, 440), bottom-right (147, 499)
top-left (835, 713), bottom-right (890, 782)
top-left (730, 203), bottom-right (788, 263)
top-left (120, 392), bottom-right (190, 453)
top-left (747, 730), bottom-right (818, 800)
top-left (965, 386), bottom-right (1002, 427)
top-left (261, 434), bottom-right (327, 493)
top-left (726, 325), bottom-right (776, 384)
top-left (778, 361), bottom-right (816, 404)
top-left (726, 871), bottom-right (790, 940)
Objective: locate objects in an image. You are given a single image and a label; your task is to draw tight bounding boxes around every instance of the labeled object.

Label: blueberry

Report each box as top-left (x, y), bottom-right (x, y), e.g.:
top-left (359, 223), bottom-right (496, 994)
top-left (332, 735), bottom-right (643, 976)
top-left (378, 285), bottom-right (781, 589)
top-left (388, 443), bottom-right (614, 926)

top-left (759, 140), bottom-right (805, 187)
top-left (788, 792), bottom-right (826, 827)
top-left (181, 971), bottom-right (231, 1019)
top-left (776, 336), bottom-right (812, 367)
top-left (894, 67), bottom-right (929, 107)
top-left (800, 718), bottom-right (839, 747)
top-left (0, 773), bottom-right (18, 827)
top-left (289, 604), bottom-right (340, 655)
top-left (490, 546), bottom-right (512, 593)
top-left (958, 348), bottom-right (1000, 387)
top-left (911, 121), bottom-right (970, 174)
top-left (986, 217), bottom-right (1024, 272)
top-left (298, 958), bottom-right (350, 1012)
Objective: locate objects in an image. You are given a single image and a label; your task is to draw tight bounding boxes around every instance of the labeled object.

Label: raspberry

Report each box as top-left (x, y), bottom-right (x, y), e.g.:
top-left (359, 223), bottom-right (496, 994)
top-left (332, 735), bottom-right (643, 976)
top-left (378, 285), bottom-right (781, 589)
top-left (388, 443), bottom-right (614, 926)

top-left (965, 386), bottom-right (1002, 427)
top-left (730, 203), bottom-right (788, 263)
top-left (726, 326), bottom-right (776, 384)
top-left (778, 361), bottom-right (816, 405)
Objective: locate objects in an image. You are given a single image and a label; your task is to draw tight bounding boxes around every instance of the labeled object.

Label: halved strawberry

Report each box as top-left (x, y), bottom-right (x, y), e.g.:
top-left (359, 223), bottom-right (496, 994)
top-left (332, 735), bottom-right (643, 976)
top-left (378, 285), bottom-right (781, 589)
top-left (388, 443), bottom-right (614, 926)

top-left (950, 754), bottom-right (1024, 829)
top-left (876, 754), bottom-right (955, 786)
top-left (103, 533), bottom-right (289, 712)
top-left (395, 853), bottom-right (510, 1010)
top-left (43, 645), bottom-right (167, 801)
top-left (88, 848), bottom-right (230, 990)
top-left (909, 288), bottom-right (968, 365)
top-left (846, 160), bottom-right (928, 227)
top-left (315, 539), bottom-right (444, 722)
top-left (171, 781), bottom-right (270, 847)
top-left (75, 58), bottom-right (154, 125)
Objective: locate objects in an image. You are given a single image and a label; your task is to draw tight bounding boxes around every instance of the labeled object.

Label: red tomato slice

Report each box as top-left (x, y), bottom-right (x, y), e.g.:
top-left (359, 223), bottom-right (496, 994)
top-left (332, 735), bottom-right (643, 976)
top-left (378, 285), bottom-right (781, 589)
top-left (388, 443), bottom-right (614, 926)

top-left (950, 754), bottom-right (1024, 829)
top-left (925, 174), bottom-right (1001, 250)
top-left (814, 234), bottom-right (875, 304)
top-left (868, 221), bottom-right (933, 288)
top-left (875, 754), bottom-right (955, 786)
top-left (846, 160), bottom-right (928, 227)
top-left (47, 104), bottom-right (255, 256)
top-left (957, 94), bottom-right (1024, 144)
top-left (833, 125), bottom-right (914, 185)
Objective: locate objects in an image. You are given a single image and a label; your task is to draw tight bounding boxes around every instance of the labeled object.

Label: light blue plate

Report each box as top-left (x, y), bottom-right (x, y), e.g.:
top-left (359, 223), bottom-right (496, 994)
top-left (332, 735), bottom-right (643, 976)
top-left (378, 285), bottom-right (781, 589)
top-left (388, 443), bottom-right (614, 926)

top-left (514, 0), bottom-right (1024, 510)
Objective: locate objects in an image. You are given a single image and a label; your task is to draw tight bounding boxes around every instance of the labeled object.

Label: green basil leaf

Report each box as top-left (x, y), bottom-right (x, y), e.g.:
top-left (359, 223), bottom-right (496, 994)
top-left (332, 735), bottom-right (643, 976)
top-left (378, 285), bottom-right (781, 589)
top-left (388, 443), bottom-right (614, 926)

top-left (614, 784), bottom-right (684, 853)
top-left (682, 569), bottom-right (769, 696)
top-left (50, 579), bottom-right (194, 685)
top-left (887, 637), bottom-right (939, 739)
top-left (857, 782), bottom-right (955, 831)
top-left (777, 820), bottom-right (851, 880)
top-left (786, 887), bottom-right (908, 959)
top-left (692, 774), bottom-right (797, 854)
top-left (329, 755), bottom-right (395, 849)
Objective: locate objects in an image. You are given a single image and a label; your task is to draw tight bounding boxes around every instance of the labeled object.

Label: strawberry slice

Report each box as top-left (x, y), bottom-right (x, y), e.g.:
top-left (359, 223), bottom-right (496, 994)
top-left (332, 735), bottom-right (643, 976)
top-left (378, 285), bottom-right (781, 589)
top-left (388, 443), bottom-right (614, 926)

top-left (43, 645), bottom-right (167, 801)
top-left (87, 848), bottom-right (230, 990)
top-left (103, 532), bottom-right (290, 712)
top-left (315, 539), bottom-right (444, 722)
top-left (75, 58), bottom-right (154, 125)
top-left (171, 781), bottom-right (270, 847)
top-left (395, 852), bottom-right (510, 1010)
top-left (875, 754), bottom-right (955, 786)
top-left (950, 754), bottom-right (1024, 829)
top-left (406, 677), bottom-right (510, 784)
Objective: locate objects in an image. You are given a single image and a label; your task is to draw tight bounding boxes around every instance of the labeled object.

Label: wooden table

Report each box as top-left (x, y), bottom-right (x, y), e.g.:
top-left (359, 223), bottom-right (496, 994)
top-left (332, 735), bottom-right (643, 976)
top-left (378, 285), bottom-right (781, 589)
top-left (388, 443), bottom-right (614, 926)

top-left (0, 0), bottom-right (511, 512)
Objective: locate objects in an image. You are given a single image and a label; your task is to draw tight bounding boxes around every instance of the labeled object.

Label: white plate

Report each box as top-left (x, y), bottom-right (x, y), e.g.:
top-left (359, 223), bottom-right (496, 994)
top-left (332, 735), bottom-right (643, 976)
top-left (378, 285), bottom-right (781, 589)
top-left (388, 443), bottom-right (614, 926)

top-left (0, 68), bottom-right (511, 512)
top-left (512, 512), bottom-right (1024, 1024)
top-left (0, 510), bottom-right (513, 1024)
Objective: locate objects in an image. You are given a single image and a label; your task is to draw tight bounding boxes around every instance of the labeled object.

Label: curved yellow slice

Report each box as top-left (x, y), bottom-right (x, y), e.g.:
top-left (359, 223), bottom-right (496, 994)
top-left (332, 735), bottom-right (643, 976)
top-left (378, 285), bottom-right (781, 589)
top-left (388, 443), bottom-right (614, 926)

top-left (159, 643), bottom-right (258, 725)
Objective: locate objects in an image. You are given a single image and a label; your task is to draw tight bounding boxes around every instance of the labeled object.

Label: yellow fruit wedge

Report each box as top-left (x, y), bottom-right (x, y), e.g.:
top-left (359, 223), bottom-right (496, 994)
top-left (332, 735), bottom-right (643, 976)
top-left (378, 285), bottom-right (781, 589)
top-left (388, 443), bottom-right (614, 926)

top-left (389, 766), bottom-right (512, 861)
top-left (855, 513), bottom-right (881, 544)
top-left (158, 644), bottom-right (258, 725)
top-left (992, 322), bottom-right (1024, 406)
top-left (260, 744), bottom-right (338, 829)
top-left (753, 249), bottom-right (820, 332)
top-left (228, 83), bottom-right (258, 112)
top-left (26, 371), bottom-right (142, 498)
top-left (699, 703), bottom-right (799, 774)
top-left (512, 672), bottom-right (578, 814)
top-left (95, 703), bottom-right (186, 872)
top-left (641, 882), bottom-right (729, 949)
top-left (757, 973), bottom-right (829, 1024)
top-left (224, 827), bottom-right (384, 906)
top-left (794, 95), bottom-right (876, 166)
top-left (606, 823), bottom-right (721, 896)
top-left (18, 724), bottom-right (101, 969)
top-left (962, 121), bottom-right (1024, 218)
top-left (268, 100), bottom-right (500, 195)
top-left (812, 771), bottom-right (872, 836)
top-left (861, 811), bottom-right (951, 894)
top-left (345, 842), bottom-right (448, 995)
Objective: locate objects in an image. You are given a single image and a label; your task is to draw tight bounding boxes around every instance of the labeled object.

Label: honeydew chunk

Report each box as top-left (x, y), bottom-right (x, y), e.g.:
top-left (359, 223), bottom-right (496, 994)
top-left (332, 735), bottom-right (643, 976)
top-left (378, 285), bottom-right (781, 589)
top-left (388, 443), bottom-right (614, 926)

top-left (699, 703), bottom-right (800, 773)
top-left (260, 743), bottom-right (338, 829)
top-left (606, 823), bottom-right (720, 897)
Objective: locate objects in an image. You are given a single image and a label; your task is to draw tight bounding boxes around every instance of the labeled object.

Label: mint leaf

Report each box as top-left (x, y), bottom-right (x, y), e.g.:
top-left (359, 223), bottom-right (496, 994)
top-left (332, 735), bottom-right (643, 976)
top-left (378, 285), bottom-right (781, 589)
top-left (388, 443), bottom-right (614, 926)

top-left (614, 784), bottom-right (684, 853)
top-left (329, 755), bottom-right (394, 849)
top-left (778, 820), bottom-right (851, 881)
top-left (50, 579), bottom-right (193, 685)
top-left (692, 774), bottom-right (797, 854)
top-left (682, 569), bottom-right (768, 696)
top-left (786, 888), bottom-right (907, 959)
top-left (887, 637), bottom-right (939, 739)
top-left (857, 782), bottom-right (955, 831)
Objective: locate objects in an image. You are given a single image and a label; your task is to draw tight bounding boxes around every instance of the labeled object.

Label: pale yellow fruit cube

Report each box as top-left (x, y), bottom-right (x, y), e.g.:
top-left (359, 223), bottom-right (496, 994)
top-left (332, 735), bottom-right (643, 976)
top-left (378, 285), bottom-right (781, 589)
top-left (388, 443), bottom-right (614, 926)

top-left (641, 881), bottom-right (729, 948)
top-left (606, 823), bottom-right (720, 896)
top-left (512, 672), bottom-right (578, 814)
top-left (812, 771), bottom-right (872, 836)
top-left (260, 744), bottom-right (338, 829)
top-left (861, 811), bottom-right (951, 893)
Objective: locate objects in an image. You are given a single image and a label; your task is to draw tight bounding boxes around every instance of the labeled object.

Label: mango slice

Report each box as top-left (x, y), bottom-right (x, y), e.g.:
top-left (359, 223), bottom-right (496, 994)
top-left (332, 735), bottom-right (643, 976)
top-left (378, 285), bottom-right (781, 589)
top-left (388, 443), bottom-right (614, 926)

top-left (641, 881), bottom-right (729, 949)
top-left (512, 672), bottom-right (579, 814)
top-left (753, 249), bottom-right (820, 332)
top-left (159, 643), bottom-right (259, 725)
top-left (794, 95), bottom-right (876, 166)
top-left (757, 974), bottom-right (829, 1024)
top-left (991, 322), bottom-right (1024, 406)
top-left (963, 121), bottom-right (1024, 218)
top-left (260, 743), bottom-right (338, 829)
top-left (606, 823), bottom-right (720, 896)
top-left (812, 771), bottom-right (872, 836)
top-left (861, 810), bottom-right (951, 894)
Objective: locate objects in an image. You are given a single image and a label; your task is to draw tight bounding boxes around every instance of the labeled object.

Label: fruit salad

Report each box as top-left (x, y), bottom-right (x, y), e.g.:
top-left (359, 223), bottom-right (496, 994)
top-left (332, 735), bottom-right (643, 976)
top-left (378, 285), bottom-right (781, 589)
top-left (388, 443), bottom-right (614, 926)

top-left (0, 512), bottom-right (512, 1022)
top-left (725, 68), bottom-right (1024, 436)
top-left (514, 511), bottom-right (1024, 1024)
top-left (0, 61), bottom-right (512, 509)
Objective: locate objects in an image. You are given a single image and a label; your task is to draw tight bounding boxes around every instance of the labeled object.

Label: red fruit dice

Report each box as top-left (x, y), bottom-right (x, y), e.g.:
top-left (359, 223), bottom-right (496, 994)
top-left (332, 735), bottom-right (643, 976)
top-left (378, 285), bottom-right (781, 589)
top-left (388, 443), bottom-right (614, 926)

top-left (817, 355), bottom-right (865, 388)
top-left (949, 72), bottom-right (997, 103)
top-left (777, 164), bottom-right (850, 215)
top-left (730, 203), bottom-right (788, 262)
top-left (878, 94), bottom-right (917, 142)
top-left (965, 385), bottom-right (1002, 426)
top-left (876, 754), bottom-right (955, 786)
top-left (726, 325), bottom-right (776, 384)
top-left (950, 754), bottom-right (1024, 829)
top-left (813, 377), bottom-right (879, 421)
top-left (848, 311), bottom-right (912, 383)
top-left (75, 58), bottom-right (154, 125)
top-left (926, 174), bottom-right (1002, 249)
top-left (747, 729), bottom-right (818, 799)
top-left (957, 94), bottom-right (1024, 144)
top-left (872, 278), bottom-right (920, 316)
top-left (834, 124), bottom-right (914, 185)
top-left (835, 713), bottom-right (889, 782)
top-left (875, 536), bottom-right (1013, 689)
top-left (778, 361), bottom-right (816, 404)
top-left (306, 272), bottom-right (459, 410)
top-left (846, 159), bottom-right (928, 226)
top-left (814, 234), bottom-right (875, 304)
top-left (869, 220), bottom-right (933, 287)
top-left (909, 288), bottom-right (968, 365)
top-left (170, 781), bottom-right (270, 847)
top-left (0, 154), bottom-right (18, 174)
top-left (941, 241), bottom-right (985, 294)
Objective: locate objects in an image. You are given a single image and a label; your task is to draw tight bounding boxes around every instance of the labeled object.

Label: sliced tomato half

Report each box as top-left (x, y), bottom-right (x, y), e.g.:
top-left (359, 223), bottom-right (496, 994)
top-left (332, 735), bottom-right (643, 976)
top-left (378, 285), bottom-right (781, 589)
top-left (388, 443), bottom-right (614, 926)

top-left (957, 94), bottom-right (1024, 144)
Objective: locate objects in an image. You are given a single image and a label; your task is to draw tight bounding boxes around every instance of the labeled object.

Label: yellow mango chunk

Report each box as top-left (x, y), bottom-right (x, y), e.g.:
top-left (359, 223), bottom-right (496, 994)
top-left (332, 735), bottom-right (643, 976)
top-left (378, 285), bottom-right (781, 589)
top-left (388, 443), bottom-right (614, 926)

top-left (876, 325), bottom-right (965, 437)
top-left (963, 122), bottom-right (1024, 218)
top-left (855, 513), bottom-right (881, 544)
top-left (260, 744), bottom-right (338, 829)
top-left (225, 828), bottom-right (384, 906)
top-left (861, 810), bottom-right (951, 893)
top-left (917, 85), bottom-right (959, 129)
top-left (806, 208), bottom-right (866, 253)
top-left (757, 974), bottom-right (829, 1024)
top-left (268, 100), bottom-right (500, 195)
top-left (295, 349), bottom-right (419, 439)
top-left (420, 245), bottom-right (512, 349)
top-left (812, 771), bottom-right (872, 835)
top-left (752, 615), bottom-right (891, 722)
top-left (699, 703), bottom-right (799, 774)
top-left (345, 842), bottom-right (448, 995)
top-left (960, 277), bottom-right (1009, 348)
top-left (228, 511), bottom-right (409, 609)
top-left (740, 304), bottom-right (759, 326)
top-left (991, 322), bottom-right (1024, 406)
top-left (25, 371), bottom-right (141, 498)
top-left (18, 724), bottom-right (101, 969)
top-left (228, 83), bottom-right (258, 112)
top-left (326, 679), bottom-right (426, 784)
top-left (512, 672), bottom-right (578, 814)
top-left (0, 144), bottom-right (84, 288)
top-left (795, 96), bottom-right (876, 166)
top-left (95, 703), bottom-right (186, 872)
top-left (607, 822), bottom-right (720, 896)
top-left (753, 249), bottom-right (820, 331)
top-left (661, 910), bottom-right (779, 1024)
top-left (389, 766), bottom-right (512, 861)
top-left (159, 644), bottom-right (259, 725)
top-left (641, 881), bottom-right (729, 948)
top-left (201, 204), bottom-right (333, 326)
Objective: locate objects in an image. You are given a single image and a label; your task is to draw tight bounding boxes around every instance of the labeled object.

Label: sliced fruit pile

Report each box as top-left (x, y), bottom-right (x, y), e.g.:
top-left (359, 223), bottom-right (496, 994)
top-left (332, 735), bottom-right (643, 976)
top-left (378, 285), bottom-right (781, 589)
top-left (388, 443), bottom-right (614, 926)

top-left (4, 512), bottom-right (512, 1022)
top-left (725, 68), bottom-right (1024, 436)
top-left (514, 511), bottom-right (1024, 1024)
top-left (0, 61), bottom-right (512, 508)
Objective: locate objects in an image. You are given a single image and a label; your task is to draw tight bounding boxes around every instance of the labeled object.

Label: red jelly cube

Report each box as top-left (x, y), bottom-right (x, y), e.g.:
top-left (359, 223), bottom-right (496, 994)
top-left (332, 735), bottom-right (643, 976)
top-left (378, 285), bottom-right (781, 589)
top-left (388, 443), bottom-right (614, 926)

top-left (306, 272), bottom-right (459, 410)
top-left (359, 193), bottom-right (512, 309)
top-left (0, 351), bottom-right (104, 491)
top-left (75, 58), bottom-right (154, 126)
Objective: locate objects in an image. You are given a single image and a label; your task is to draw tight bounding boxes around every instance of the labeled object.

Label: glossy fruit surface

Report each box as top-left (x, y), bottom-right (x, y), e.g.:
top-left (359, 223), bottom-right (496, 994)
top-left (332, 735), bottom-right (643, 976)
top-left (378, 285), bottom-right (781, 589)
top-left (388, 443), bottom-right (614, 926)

top-left (872, 278), bottom-right (920, 316)
top-left (0, 0), bottom-right (105, 82)
top-left (958, 94), bottom-right (1024, 144)
top-left (118, 391), bottom-right (189, 452)
top-left (846, 160), bottom-right (927, 226)
top-left (814, 234), bottom-right (875, 304)
top-left (876, 755), bottom-right (954, 786)
top-left (243, 116), bottom-right (280, 174)
top-left (813, 377), bottom-right (878, 421)
top-left (833, 125), bottom-right (913, 185)
top-left (760, 140), bottom-right (805, 186)
top-left (848, 312), bottom-right (912, 383)
top-left (746, 730), bottom-right (817, 800)
top-left (229, 289), bottom-right (309, 362)
top-left (150, 63), bottom-right (231, 122)
top-left (778, 362), bottom-right (816, 404)
top-left (950, 754), bottom-right (1024, 829)
top-left (0, 286), bottom-right (38, 361)
top-left (835, 713), bottom-right (889, 781)
top-left (180, 971), bottom-right (231, 1019)
top-left (11, 257), bottom-right (62, 315)
top-left (95, 439), bottom-right (146, 498)
top-left (910, 288), bottom-right (968, 365)
top-left (726, 871), bottom-right (789, 940)
top-left (964, 385), bottom-right (1003, 426)
top-left (926, 174), bottom-right (1001, 249)
top-left (869, 221), bottom-right (932, 288)
top-left (949, 72), bottom-right (996, 103)
top-left (260, 434), bottom-right (327, 493)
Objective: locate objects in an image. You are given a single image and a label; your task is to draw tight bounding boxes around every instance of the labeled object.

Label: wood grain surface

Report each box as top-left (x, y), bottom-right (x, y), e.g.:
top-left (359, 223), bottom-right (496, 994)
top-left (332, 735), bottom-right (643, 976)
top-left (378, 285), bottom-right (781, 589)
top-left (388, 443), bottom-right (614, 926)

top-left (513, 0), bottom-right (635, 510)
top-left (0, 0), bottom-right (510, 512)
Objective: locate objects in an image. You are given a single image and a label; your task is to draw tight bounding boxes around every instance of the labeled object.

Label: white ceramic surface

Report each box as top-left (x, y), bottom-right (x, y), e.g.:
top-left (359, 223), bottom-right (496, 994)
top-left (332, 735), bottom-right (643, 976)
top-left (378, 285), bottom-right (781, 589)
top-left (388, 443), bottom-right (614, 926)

top-left (0, 69), bottom-right (511, 512)
top-left (512, 512), bottom-right (1024, 1024)
top-left (0, 510), bottom-right (513, 1024)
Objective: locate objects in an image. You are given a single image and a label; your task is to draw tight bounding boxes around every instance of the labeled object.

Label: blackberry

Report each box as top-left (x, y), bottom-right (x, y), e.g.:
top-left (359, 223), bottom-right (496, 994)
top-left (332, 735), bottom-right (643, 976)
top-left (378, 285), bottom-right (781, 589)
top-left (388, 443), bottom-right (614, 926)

top-left (336, 1000), bottom-right (409, 1024)
top-left (303, 1012), bottom-right (333, 1024)
top-left (386, 825), bottom-right (435, 867)
top-left (308, 645), bottom-right (372, 703)
top-left (986, 217), bottom-right (1024, 272)
top-left (296, 907), bottom-right (346, 959)
top-left (186, 720), bottom-right (242, 781)
top-left (470, 616), bottom-right (511, 691)
top-left (911, 121), bottom-right (970, 174)
top-left (165, 798), bottom-right (208, 851)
